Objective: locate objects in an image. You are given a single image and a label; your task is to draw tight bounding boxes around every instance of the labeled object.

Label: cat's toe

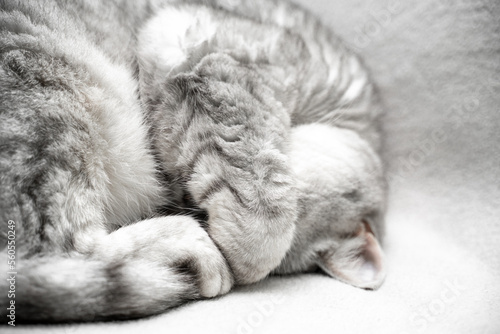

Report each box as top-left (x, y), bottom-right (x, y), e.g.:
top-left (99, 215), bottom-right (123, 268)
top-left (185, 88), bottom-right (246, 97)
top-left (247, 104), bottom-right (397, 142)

top-left (219, 266), bottom-right (233, 294)
top-left (198, 252), bottom-right (234, 298)
top-left (193, 233), bottom-right (234, 298)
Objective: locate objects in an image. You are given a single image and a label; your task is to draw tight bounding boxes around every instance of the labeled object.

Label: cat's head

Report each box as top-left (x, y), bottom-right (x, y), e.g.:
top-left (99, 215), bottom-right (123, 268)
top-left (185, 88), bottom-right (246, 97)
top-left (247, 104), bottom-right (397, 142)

top-left (273, 124), bottom-right (387, 290)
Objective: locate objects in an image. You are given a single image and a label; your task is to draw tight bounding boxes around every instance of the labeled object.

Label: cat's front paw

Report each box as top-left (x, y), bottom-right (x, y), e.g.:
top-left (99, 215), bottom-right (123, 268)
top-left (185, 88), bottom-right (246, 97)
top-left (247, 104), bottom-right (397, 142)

top-left (97, 216), bottom-right (234, 299)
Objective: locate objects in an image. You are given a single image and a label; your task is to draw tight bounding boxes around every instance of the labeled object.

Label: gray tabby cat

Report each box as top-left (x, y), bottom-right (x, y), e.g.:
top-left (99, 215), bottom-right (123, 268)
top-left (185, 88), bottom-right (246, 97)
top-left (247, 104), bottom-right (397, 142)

top-left (0, 0), bottom-right (386, 323)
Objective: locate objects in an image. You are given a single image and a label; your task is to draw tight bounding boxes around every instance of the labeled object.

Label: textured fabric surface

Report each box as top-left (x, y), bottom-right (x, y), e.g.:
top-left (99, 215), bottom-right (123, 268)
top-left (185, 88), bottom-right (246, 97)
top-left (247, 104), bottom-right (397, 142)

top-left (10, 0), bottom-right (499, 333)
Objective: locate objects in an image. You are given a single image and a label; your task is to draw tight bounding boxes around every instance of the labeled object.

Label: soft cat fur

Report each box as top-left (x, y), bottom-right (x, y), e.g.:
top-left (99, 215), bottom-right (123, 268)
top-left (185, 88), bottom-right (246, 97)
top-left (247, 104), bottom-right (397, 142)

top-left (0, 0), bottom-right (386, 323)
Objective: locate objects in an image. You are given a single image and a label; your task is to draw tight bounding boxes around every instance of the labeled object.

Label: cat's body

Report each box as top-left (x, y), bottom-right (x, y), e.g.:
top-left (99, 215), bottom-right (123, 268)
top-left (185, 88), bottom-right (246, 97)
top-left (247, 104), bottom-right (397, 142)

top-left (0, 0), bottom-right (386, 323)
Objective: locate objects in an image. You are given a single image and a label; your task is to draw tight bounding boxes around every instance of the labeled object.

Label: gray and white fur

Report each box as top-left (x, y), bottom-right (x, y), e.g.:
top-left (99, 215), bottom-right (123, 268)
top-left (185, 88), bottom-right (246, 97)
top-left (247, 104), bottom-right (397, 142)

top-left (0, 0), bottom-right (386, 323)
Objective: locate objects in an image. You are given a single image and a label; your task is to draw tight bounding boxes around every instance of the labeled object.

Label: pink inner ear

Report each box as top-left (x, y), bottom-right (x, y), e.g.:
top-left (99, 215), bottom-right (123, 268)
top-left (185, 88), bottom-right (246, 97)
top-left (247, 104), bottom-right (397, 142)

top-left (360, 220), bottom-right (374, 235)
top-left (317, 221), bottom-right (386, 290)
top-left (359, 229), bottom-right (385, 284)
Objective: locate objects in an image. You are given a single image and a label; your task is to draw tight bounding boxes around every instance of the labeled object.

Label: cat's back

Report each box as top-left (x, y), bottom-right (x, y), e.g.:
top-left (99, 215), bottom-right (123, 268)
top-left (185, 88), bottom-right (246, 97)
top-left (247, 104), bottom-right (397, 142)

top-left (0, 0), bottom-right (161, 252)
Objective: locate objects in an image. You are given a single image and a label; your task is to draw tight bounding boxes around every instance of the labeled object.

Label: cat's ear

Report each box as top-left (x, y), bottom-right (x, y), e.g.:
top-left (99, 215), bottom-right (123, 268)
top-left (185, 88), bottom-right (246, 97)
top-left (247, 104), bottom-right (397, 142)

top-left (317, 221), bottom-right (386, 290)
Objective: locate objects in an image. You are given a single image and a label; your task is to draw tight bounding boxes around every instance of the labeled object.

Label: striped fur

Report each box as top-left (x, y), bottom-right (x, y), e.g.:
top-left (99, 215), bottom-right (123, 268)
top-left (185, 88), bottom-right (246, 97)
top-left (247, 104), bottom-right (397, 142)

top-left (0, 0), bottom-right (385, 323)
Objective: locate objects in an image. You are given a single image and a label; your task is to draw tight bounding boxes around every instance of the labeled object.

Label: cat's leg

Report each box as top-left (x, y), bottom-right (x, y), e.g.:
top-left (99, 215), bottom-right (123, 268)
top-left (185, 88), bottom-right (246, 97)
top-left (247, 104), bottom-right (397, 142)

top-left (184, 135), bottom-right (298, 285)
top-left (94, 215), bottom-right (233, 301)
top-left (1, 215), bottom-right (232, 322)
top-left (145, 56), bottom-right (298, 285)
top-left (138, 6), bottom-right (299, 285)
top-left (183, 70), bottom-right (298, 284)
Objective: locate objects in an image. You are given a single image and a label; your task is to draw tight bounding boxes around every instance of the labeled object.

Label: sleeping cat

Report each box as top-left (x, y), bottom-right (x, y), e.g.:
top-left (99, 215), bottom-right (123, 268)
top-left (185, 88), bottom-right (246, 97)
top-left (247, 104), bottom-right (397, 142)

top-left (0, 0), bottom-right (386, 323)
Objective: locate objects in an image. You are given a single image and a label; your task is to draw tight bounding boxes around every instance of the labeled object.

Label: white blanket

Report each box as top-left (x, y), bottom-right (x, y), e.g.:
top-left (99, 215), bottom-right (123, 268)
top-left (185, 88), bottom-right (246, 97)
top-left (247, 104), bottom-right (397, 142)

top-left (12, 0), bottom-right (499, 333)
